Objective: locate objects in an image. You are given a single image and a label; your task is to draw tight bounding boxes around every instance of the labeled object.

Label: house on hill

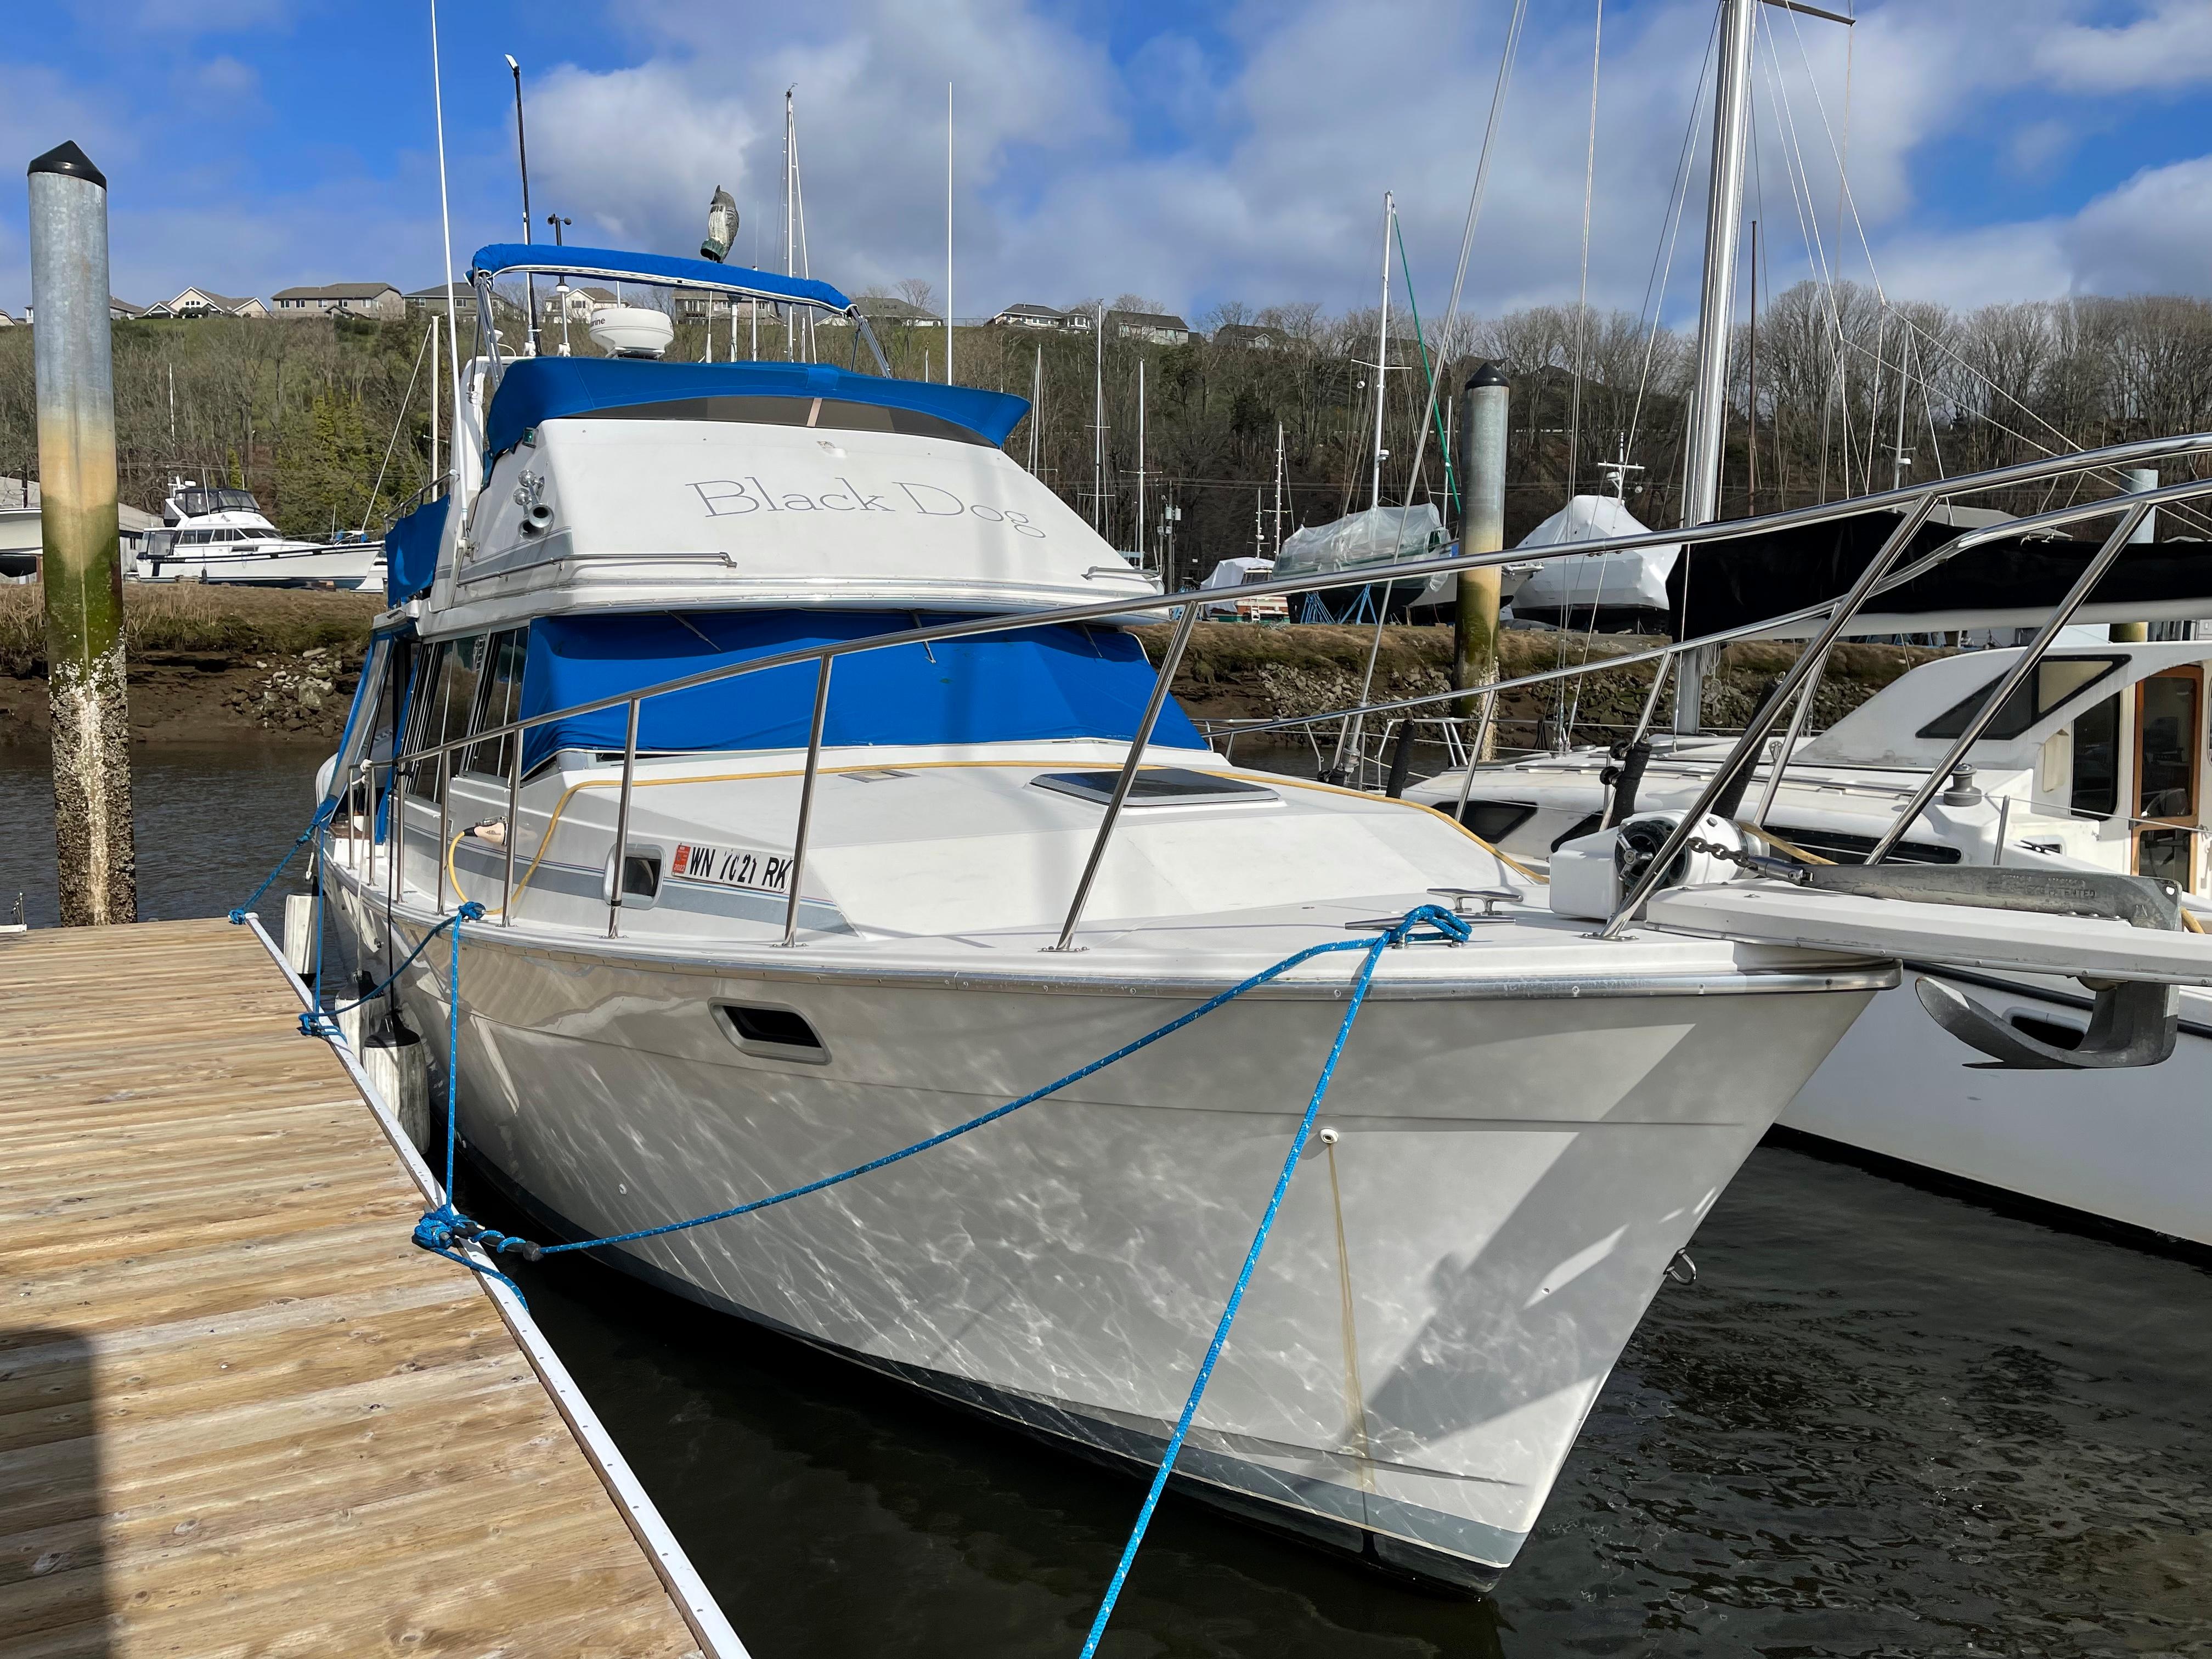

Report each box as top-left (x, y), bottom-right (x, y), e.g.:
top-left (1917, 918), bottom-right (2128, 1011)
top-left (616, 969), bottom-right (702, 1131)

top-left (1105, 308), bottom-right (1192, 346)
top-left (404, 282), bottom-right (479, 319)
top-left (989, 302), bottom-right (1067, 330)
top-left (540, 286), bottom-right (618, 324)
top-left (273, 281), bottom-right (403, 320)
top-left (1213, 323), bottom-right (1290, 350)
top-left (145, 287), bottom-right (267, 320)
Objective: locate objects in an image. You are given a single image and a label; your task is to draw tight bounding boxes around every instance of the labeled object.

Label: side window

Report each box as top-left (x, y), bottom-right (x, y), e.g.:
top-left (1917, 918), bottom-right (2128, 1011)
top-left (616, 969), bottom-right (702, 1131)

top-left (462, 629), bottom-right (528, 777)
top-left (405, 636), bottom-right (484, 799)
top-left (2072, 693), bottom-right (2120, 819)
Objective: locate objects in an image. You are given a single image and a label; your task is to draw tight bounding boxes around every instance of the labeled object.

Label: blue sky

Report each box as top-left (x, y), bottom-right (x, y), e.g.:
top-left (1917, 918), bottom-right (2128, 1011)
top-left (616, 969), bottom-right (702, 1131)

top-left (7, 0), bottom-right (2212, 326)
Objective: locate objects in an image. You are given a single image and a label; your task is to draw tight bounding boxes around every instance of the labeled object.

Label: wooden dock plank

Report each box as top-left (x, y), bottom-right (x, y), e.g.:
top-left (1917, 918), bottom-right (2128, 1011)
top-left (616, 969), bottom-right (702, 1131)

top-left (0, 919), bottom-right (720, 1658)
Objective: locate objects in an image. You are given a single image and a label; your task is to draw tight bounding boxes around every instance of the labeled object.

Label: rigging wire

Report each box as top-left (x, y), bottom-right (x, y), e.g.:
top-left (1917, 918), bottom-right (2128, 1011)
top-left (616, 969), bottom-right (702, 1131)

top-left (1625, 3), bottom-right (1722, 476)
top-left (1566, 0), bottom-right (1605, 504)
top-left (1328, 0), bottom-right (1529, 777)
top-left (1385, 0), bottom-right (1530, 510)
top-left (1769, 0), bottom-right (2212, 537)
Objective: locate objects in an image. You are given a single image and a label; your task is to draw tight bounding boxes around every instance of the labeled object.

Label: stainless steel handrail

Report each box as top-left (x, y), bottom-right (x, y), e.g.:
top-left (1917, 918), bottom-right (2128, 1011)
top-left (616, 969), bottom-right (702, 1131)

top-left (1599, 474), bottom-right (2212, 936)
top-left (607, 700), bottom-right (641, 938)
top-left (1156, 472), bottom-right (2212, 748)
top-left (1051, 600), bottom-right (1202, 951)
top-left (1595, 490), bottom-right (1944, 938)
top-left (369, 430), bottom-right (2212, 947)
top-left (1863, 499), bottom-right (2149, 864)
top-left (781, 659), bottom-right (834, 948)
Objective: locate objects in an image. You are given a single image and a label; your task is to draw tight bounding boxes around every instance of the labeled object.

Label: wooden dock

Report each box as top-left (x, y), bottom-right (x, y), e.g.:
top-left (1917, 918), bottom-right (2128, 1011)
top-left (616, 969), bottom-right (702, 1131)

top-left (0, 917), bottom-right (743, 1658)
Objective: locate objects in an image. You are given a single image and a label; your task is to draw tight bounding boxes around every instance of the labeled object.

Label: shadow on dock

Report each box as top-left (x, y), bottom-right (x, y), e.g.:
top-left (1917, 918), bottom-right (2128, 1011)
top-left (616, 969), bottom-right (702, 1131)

top-left (2, 1328), bottom-right (111, 1657)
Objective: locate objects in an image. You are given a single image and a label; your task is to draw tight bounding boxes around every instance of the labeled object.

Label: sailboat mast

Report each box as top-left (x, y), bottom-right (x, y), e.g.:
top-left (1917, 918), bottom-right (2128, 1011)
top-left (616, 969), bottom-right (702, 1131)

top-left (1093, 304), bottom-right (1105, 535)
top-left (945, 82), bottom-right (955, 385)
top-left (783, 89), bottom-right (796, 362)
top-left (1273, 422), bottom-right (1285, 552)
top-left (1136, 358), bottom-right (1146, 563)
top-left (1683, 0), bottom-right (1753, 531)
top-left (1370, 191), bottom-right (1393, 514)
top-left (1029, 345), bottom-right (1042, 474)
top-left (1674, 0), bottom-right (1756, 731)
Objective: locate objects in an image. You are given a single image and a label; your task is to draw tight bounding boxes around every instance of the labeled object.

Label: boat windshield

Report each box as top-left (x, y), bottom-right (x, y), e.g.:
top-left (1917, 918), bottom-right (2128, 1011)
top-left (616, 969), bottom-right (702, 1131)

top-left (175, 487), bottom-right (259, 517)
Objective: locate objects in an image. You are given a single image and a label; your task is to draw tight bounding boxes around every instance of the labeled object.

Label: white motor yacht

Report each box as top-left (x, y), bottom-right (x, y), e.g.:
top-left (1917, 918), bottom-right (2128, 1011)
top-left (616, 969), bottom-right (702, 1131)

top-left (136, 479), bottom-right (382, 589)
top-left (1408, 633), bottom-right (2212, 1246)
top-left (311, 245), bottom-right (2211, 1592)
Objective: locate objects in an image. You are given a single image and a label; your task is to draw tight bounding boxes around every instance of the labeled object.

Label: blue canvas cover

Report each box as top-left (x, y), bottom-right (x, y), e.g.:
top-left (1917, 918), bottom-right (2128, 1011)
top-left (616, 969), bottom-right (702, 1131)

top-left (383, 494), bottom-right (449, 604)
top-left (483, 357), bottom-right (1030, 459)
top-left (470, 244), bottom-right (851, 313)
top-left (517, 610), bottom-right (1202, 771)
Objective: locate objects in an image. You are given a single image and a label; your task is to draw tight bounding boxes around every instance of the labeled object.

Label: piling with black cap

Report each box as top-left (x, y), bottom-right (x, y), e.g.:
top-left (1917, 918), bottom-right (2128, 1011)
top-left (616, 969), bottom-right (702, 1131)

top-left (1454, 362), bottom-right (1508, 760)
top-left (29, 139), bottom-right (135, 926)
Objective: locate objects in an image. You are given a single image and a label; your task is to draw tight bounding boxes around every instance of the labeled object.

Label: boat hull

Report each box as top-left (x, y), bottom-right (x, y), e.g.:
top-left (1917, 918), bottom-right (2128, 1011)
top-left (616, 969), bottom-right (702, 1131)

top-left (1785, 968), bottom-right (2212, 1246)
top-left (134, 544), bottom-right (380, 588)
top-left (335, 886), bottom-right (1876, 1585)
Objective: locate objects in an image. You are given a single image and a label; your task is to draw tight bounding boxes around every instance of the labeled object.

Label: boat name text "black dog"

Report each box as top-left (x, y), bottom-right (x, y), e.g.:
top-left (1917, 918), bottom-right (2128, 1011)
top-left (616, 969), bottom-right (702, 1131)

top-left (688, 477), bottom-right (1046, 537)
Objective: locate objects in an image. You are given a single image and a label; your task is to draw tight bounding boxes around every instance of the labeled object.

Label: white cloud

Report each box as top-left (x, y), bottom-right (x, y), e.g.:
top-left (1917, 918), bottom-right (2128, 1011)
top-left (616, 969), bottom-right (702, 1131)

top-left (2064, 151), bottom-right (2212, 292)
top-left (2031, 0), bottom-right (2212, 94)
top-left (8, 0), bottom-right (2212, 325)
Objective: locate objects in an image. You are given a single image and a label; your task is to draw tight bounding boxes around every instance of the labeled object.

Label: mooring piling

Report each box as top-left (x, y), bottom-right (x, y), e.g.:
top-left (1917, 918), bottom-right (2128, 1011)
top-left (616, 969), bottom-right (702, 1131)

top-left (29, 139), bottom-right (135, 926)
top-left (1453, 362), bottom-right (1509, 762)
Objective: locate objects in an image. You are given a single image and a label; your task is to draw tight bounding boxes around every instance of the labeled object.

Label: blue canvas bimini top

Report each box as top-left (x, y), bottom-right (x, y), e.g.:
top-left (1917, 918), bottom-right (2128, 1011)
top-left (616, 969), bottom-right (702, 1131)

top-left (470, 243), bottom-right (853, 313)
top-left (483, 357), bottom-right (1031, 459)
top-left (517, 610), bottom-right (1202, 772)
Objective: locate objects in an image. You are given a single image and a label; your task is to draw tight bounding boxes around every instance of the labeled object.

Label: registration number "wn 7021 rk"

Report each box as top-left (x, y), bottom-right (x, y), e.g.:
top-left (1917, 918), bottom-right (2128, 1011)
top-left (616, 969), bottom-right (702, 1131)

top-left (670, 841), bottom-right (792, 894)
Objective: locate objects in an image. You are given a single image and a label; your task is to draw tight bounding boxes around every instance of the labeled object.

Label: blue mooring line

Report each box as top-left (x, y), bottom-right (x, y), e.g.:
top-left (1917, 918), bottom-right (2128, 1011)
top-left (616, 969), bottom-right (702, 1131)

top-left (248, 811), bottom-right (1468, 1656)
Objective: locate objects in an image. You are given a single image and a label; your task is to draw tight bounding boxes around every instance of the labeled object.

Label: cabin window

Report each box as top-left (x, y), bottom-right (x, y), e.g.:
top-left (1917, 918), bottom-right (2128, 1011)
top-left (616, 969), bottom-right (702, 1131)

top-left (406, 635), bottom-right (486, 799)
top-left (2071, 693), bottom-right (2120, 818)
top-left (1917, 655), bottom-right (2125, 742)
top-left (588, 394), bottom-right (992, 447)
top-left (2138, 674), bottom-right (2197, 819)
top-left (461, 628), bottom-right (529, 778)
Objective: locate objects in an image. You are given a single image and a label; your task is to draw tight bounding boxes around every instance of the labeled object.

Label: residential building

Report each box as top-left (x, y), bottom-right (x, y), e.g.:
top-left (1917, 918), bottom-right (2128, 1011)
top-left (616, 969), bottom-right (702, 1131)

top-left (540, 285), bottom-right (618, 325)
top-left (989, 302), bottom-right (1066, 330)
top-left (675, 292), bottom-right (735, 323)
top-left (21, 297), bottom-right (165, 324)
top-left (1105, 309), bottom-right (1192, 346)
top-left (858, 295), bottom-right (941, 327)
top-left (0, 309), bottom-right (13, 327)
top-left (1213, 323), bottom-right (1289, 350)
top-left (272, 281), bottom-right (404, 320)
top-left (144, 287), bottom-right (268, 320)
top-left (404, 283), bottom-right (481, 319)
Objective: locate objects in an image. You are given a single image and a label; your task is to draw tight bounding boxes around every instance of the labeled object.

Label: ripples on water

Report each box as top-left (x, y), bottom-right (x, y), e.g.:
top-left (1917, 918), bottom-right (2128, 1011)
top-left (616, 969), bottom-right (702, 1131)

top-left (0, 746), bottom-right (321, 925)
top-left (7, 745), bottom-right (2208, 1655)
top-left (486, 1146), bottom-right (2212, 1659)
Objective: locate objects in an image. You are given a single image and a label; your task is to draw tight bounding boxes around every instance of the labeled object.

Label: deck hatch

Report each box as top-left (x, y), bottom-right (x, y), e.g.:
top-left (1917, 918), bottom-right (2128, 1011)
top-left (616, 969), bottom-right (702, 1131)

top-left (1030, 768), bottom-right (1277, 809)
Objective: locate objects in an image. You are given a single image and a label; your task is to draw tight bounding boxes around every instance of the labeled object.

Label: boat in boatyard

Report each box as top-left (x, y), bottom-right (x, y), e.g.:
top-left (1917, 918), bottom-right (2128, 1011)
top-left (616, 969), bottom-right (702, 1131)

top-left (1406, 633), bottom-right (2212, 1246)
top-left (134, 478), bottom-right (382, 589)
top-left (310, 244), bottom-right (2200, 1591)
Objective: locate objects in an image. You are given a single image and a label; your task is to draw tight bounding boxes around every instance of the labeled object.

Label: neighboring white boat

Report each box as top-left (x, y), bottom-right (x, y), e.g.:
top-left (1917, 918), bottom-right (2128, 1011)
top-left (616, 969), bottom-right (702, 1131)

top-left (1197, 556), bottom-right (1288, 620)
top-left (135, 479), bottom-right (382, 589)
top-left (1406, 638), bottom-right (2212, 1245)
top-left (311, 242), bottom-right (1928, 1591)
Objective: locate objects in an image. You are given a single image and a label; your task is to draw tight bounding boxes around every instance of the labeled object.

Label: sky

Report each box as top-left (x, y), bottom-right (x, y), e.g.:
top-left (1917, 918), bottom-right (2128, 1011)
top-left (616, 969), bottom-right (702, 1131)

top-left (5, 0), bottom-right (2212, 330)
